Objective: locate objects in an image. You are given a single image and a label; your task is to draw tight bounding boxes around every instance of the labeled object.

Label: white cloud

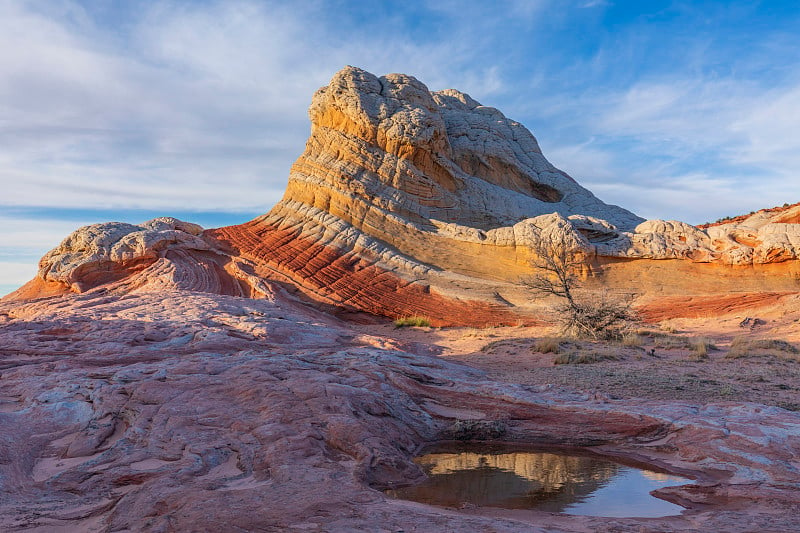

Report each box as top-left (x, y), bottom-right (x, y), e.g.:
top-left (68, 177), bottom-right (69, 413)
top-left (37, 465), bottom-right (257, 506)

top-left (0, 0), bottom-right (528, 215)
top-left (546, 141), bottom-right (617, 181)
top-left (538, 72), bottom-right (800, 223)
top-left (0, 214), bottom-right (92, 253)
top-left (0, 1), bottom-right (315, 212)
top-left (0, 0), bottom-right (540, 282)
top-left (0, 262), bottom-right (39, 292)
top-left (730, 86), bottom-right (800, 170)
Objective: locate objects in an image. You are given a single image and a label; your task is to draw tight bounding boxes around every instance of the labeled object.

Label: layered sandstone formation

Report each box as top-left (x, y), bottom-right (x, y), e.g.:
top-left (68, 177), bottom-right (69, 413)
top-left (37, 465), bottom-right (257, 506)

top-left (7, 66), bottom-right (800, 324)
top-left (2, 67), bottom-right (800, 532)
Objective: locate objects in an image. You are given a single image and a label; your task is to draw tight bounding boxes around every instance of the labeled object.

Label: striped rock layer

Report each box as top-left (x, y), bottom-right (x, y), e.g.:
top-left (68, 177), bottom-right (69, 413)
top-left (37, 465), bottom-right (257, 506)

top-left (9, 67), bottom-right (800, 324)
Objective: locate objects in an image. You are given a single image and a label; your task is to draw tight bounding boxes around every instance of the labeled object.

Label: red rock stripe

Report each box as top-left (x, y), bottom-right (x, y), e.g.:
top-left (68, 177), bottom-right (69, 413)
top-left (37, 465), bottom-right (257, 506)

top-left (207, 221), bottom-right (519, 327)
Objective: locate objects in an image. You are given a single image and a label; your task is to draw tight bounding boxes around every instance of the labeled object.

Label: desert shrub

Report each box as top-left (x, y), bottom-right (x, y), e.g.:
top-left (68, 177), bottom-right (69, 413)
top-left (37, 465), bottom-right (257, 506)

top-left (393, 316), bottom-right (431, 328)
top-left (553, 293), bottom-right (637, 341)
top-left (534, 337), bottom-right (563, 353)
top-left (553, 351), bottom-right (621, 365)
top-left (520, 223), bottom-right (638, 341)
top-left (726, 337), bottom-right (799, 359)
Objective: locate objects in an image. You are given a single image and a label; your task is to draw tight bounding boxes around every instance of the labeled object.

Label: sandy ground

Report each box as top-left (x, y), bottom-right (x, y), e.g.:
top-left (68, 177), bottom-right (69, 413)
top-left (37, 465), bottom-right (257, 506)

top-left (356, 302), bottom-right (800, 411)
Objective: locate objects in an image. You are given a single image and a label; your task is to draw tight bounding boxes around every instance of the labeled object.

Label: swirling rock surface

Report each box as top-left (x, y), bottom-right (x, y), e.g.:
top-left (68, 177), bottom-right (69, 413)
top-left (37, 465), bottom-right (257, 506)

top-left (2, 289), bottom-right (800, 532)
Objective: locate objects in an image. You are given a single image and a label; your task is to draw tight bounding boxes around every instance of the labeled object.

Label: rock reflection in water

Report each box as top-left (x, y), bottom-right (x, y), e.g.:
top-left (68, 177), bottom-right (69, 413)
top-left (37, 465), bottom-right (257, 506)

top-left (387, 445), bottom-right (689, 517)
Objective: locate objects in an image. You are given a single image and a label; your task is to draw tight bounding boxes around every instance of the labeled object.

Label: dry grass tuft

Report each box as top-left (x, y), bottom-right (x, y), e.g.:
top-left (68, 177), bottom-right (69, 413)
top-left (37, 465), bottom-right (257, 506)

top-left (726, 337), bottom-right (799, 360)
top-left (533, 337), bottom-right (563, 354)
top-left (621, 333), bottom-right (644, 347)
top-left (689, 337), bottom-right (717, 359)
top-left (660, 322), bottom-right (680, 334)
top-left (553, 350), bottom-right (621, 365)
top-left (480, 339), bottom-right (512, 353)
top-left (635, 329), bottom-right (669, 338)
top-left (653, 335), bottom-right (691, 350)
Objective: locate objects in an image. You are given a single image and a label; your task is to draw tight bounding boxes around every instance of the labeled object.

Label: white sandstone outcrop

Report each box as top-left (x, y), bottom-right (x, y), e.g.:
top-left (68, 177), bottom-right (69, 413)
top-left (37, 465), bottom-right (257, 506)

top-left (39, 217), bottom-right (208, 292)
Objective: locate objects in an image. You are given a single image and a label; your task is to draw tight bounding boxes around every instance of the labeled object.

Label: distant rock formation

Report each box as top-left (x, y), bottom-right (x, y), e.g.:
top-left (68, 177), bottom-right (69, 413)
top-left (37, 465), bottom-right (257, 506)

top-left (8, 67), bottom-right (800, 324)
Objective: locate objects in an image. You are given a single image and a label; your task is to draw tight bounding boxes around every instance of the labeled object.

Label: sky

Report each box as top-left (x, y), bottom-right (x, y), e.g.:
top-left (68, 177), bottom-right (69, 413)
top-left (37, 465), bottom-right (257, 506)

top-left (2, 0), bottom-right (800, 295)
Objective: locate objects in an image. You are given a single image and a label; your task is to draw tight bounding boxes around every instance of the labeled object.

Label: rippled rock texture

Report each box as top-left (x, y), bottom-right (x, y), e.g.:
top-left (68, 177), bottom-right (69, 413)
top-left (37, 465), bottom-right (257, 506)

top-left (2, 289), bottom-right (800, 531)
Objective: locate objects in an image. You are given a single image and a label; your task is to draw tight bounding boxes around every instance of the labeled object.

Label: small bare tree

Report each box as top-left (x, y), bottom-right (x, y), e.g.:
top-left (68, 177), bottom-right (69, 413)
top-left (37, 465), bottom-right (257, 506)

top-left (522, 228), bottom-right (583, 309)
top-left (522, 222), bottom-right (636, 340)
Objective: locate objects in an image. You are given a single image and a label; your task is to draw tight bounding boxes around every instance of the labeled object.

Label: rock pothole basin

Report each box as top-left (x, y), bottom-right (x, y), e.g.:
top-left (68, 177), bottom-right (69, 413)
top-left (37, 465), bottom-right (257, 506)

top-left (387, 443), bottom-right (692, 518)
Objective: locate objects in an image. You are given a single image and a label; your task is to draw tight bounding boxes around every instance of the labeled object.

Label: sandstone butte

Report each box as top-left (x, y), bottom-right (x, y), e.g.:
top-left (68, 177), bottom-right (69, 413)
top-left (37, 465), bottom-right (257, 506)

top-left (1, 66), bottom-right (799, 532)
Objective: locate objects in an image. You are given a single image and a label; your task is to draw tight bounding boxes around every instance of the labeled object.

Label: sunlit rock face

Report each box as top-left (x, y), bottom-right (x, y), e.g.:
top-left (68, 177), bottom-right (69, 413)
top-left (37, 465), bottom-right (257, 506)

top-left (290, 66), bottom-right (643, 232)
top-left (606, 205), bottom-right (800, 265)
top-left (8, 67), bottom-right (800, 324)
top-left (205, 66), bottom-right (649, 324)
top-left (37, 217), bottom-right (208, 293)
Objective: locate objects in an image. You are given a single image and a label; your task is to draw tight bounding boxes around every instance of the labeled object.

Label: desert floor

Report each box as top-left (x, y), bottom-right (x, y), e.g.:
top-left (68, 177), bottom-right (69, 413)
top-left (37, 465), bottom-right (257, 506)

top-left (358, 307), bottom-right (800, 410)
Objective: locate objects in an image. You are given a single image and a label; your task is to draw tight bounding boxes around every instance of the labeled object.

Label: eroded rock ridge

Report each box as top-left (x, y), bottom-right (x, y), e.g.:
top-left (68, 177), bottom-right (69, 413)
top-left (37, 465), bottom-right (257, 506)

top-left (9, 66), bottom-right (800, 324)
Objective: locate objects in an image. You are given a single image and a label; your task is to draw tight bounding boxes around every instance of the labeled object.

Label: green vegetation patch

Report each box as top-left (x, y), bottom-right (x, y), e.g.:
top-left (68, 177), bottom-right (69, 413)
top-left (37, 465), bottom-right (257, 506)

top-left (393, 316), bottom-right (432, 328)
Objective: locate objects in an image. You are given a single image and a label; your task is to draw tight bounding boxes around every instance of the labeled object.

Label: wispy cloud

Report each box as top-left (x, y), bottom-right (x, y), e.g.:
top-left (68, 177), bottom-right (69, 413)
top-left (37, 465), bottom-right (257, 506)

top-left (541, 73), bottom-right (800, 222)
top-left (1, 0), bottom-right (799, 290)
top-left (519, 5), bottom-right (800, 224)
top-left (0, 0), bottom-right (539, 287)
top-left (0, 0), bottom-right (534, 216)
top-left (580, 0), bottom-right (610, 8)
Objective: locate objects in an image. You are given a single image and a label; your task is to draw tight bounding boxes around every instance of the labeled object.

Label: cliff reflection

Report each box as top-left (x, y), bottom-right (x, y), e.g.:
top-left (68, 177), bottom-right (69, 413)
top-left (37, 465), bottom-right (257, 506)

top-left (387, 445), bottom-right (688, 516)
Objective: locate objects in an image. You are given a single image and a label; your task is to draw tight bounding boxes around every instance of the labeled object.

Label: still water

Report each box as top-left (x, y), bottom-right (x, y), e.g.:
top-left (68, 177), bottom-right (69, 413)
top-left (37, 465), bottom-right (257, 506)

top-left (387, 444), bottom-right (690, 518)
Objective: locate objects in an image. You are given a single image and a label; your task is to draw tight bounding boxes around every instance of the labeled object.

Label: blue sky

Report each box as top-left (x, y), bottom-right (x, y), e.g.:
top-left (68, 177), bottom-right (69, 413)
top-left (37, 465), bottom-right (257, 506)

top-left (2, 0), bottom-right (800, 295)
